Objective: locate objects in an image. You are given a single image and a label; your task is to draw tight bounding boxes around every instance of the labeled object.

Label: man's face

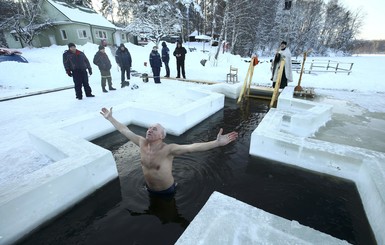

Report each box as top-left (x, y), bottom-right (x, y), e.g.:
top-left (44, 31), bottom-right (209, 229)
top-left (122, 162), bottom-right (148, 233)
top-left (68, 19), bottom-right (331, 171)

top-left (69, 46), bottom-right (76, 53)
top-left (280, 43), bottom-right (286, 50)
top-left (146, 124), bottom-right (164, 141)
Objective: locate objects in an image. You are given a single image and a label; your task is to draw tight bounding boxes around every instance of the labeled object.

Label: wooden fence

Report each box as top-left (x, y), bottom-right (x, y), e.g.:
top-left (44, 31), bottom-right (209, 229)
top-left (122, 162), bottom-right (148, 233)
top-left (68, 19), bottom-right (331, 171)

top-left (292, 59), bottom-right (354, 75)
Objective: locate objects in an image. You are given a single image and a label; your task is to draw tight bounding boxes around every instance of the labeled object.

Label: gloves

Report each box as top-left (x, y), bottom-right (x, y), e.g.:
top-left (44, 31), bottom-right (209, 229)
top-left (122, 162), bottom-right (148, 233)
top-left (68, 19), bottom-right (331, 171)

top-left (66, 70), bottom-right (72, 77)
top-left (88, 69), bottom-right (92, 75)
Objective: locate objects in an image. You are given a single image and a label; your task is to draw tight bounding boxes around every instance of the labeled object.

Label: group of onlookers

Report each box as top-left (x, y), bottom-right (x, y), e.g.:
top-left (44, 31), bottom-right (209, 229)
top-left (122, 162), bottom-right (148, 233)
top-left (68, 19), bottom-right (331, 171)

top-left (63, 39), bottom-right (292, 100)
top-left (62, 41), bottom-right (187, 100)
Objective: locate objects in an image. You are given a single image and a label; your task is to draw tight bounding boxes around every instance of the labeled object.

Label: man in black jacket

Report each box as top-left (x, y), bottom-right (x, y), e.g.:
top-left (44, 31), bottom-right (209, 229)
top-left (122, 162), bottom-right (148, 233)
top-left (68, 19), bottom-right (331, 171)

top-left (63, 43), bottom-right (94, 100)
top-left (115, 43), bottom-right (132, 88)
top-left (173, 41), bottom-right (187, 79)
top-left (93, 45), bottom-right (116, 93)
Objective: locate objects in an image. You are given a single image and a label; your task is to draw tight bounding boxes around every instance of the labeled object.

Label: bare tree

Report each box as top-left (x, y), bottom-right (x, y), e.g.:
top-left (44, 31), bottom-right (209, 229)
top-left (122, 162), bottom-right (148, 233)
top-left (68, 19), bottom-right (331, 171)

top-left (99, 0), bottom-right (117, 24)
top-left (286, 0), bottom-right (324, 56)
top-left (0, 0), bottom-right (18, 47)
top-left (0, 0), bottom-right (53, 47)
top-left (124, 1), bottom-right (183, 45)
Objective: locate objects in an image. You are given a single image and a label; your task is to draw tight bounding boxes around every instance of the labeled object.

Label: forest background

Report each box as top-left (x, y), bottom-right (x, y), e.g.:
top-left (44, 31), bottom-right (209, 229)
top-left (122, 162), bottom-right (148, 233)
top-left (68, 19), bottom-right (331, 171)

top-left (1, 0), bottom-right (384, 56)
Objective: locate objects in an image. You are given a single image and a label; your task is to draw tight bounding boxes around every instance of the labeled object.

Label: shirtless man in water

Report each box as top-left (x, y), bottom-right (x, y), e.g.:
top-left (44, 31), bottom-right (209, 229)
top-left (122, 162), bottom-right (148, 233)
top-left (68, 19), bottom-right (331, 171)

top-left (100, 107), bottom-right (238, 195)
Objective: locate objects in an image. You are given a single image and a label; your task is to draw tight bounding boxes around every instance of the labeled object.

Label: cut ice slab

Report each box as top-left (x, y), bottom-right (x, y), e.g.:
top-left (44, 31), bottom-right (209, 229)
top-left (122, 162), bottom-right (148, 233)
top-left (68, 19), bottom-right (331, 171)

top-left (176, 192), bottom-right (350, 245)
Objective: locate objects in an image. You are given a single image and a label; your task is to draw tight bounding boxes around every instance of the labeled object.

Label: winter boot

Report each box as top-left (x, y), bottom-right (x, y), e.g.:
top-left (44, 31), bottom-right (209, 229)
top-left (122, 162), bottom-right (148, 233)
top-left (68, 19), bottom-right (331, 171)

top-left (108, 79), bottom-right (116, 90)
top-left (102, 80), bottom-right (108, 92)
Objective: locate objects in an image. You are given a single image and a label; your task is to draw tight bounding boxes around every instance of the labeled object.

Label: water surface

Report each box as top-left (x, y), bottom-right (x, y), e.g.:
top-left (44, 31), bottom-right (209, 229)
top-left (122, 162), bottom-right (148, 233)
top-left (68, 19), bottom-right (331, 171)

top-left (17, 99), bottom-right (376, 245)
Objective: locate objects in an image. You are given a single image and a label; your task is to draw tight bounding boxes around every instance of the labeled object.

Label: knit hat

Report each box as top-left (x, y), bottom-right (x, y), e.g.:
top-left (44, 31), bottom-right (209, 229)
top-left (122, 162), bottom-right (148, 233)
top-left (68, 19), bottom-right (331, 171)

top-left (162, 41), bottom-right (167, 47)
top-left (98, 45), bottom-right (105, 50)
top-left (153, 46), bottom-right (158, 50)
top-left (68, 43), bottom-right (76, 48)
top-left (281, 41), bottom-right (287, 45)
top-left (119, 43), bottom-right (125, 48)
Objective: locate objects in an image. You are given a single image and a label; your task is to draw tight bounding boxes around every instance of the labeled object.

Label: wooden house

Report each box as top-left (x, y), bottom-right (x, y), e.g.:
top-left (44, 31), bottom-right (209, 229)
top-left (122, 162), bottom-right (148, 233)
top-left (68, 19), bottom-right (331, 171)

top-left (4, 0), bottom-right (131, 49)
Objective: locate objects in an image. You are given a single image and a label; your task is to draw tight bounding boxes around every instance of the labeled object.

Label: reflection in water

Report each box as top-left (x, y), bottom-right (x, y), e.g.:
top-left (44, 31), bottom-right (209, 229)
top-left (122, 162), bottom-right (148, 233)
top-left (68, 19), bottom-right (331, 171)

top-left (17, 98), bottom-right (376, 245)
top-left (126, 194), bottom-right (190, 229)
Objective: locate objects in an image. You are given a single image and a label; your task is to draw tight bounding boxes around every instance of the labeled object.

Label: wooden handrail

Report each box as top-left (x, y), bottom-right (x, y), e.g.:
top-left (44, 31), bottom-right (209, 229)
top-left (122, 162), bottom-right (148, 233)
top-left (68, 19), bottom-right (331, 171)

top-left (270, 58), bottom-right (285, 108)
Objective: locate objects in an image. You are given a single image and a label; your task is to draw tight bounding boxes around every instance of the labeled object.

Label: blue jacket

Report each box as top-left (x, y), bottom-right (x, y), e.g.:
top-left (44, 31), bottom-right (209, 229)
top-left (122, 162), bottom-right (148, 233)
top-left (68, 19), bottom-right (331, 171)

top-left (115, 47), bottom-right (132, 68)
top-left (149, 50), bottom-right (162, 68)
top-left (161, 46), bottom-right (170, 63)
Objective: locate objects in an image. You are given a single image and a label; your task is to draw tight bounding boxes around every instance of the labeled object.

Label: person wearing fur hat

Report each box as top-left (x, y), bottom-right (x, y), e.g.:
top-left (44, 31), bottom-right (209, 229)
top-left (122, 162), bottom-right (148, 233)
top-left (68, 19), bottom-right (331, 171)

top-left (161, 41), bottom-right (170, 77)
top-left (149, 46), bottom-right (162, 84)
top-left (173, 41), bottom-right (187, 79)
top-left (271, 41), bottom-right (293, 89)
top-left (115, 43), bottom-right (132, 88)
top-left (93, 45), bottom-right (116, 93)
top-left (63, 42), bottom-right (95, 100)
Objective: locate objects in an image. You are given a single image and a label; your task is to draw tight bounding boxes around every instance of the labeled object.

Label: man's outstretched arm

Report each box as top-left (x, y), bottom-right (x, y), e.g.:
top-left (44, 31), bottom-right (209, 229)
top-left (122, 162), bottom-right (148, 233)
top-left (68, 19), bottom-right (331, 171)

top-left (170, 128), bottom-right (238, 156)
top-left (100, 107), bottom-right (142, 146)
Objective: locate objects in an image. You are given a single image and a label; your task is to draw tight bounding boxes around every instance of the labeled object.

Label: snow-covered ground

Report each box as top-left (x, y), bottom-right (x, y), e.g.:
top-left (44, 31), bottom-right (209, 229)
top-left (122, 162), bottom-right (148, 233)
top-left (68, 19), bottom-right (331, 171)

top-left (0, 41), bottom-right (385, 186)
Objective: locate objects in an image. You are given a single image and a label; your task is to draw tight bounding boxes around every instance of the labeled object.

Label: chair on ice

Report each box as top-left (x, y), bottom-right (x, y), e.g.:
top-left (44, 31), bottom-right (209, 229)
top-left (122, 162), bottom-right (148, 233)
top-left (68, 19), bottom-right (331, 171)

top-left (226, 66), bottom-right (238, 83)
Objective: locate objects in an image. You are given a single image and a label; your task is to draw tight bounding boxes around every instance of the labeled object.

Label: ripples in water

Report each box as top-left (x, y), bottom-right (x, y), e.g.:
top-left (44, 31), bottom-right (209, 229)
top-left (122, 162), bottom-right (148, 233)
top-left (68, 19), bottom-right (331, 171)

top-left (17, 99), bottom-right (376, 245)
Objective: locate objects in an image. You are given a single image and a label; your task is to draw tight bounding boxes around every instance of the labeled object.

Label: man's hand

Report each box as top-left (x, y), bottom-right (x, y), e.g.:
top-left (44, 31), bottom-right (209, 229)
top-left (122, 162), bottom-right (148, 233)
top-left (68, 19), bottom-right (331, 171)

top-left (216, 128), bottom-right (238, 146)
top-left (66, 70), bottom-right (72, 77)
top-left (100, 107), bottom-right (112, 119)
top-left (88, 69), bottom-right (92, 75)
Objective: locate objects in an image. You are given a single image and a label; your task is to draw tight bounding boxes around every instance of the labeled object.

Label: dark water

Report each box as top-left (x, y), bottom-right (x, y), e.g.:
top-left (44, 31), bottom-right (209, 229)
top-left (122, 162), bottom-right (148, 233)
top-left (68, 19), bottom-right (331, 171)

top-left (17, 99), bottom-right (376, 245)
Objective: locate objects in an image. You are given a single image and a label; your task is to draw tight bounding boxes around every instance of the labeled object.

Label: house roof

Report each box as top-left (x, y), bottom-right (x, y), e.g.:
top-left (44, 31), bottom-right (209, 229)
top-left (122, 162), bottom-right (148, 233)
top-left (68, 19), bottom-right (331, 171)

top-left (189, 30), bottom-right (199, 37)
top-left (47, 0), bottom-right (116, 29)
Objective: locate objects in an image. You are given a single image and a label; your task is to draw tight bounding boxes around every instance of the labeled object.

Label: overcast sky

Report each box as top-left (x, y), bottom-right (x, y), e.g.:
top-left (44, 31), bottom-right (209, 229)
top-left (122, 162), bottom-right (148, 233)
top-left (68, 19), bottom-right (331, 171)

top-left (334, 0), bottom-right (385, 40)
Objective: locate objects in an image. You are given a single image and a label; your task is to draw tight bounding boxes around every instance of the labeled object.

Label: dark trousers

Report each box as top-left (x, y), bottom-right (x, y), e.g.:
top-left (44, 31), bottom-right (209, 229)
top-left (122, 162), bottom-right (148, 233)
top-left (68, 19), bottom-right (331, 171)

top-left (152, 66), bottom-right (161, 83)
top-left (120, 66), bottom-right (130, 83)
top-left (72, 69), bottom-right (92, 98)
top-left (176, 59), bottom-right (185, 78)
top-left (163, 61), bottom-right (170, 76)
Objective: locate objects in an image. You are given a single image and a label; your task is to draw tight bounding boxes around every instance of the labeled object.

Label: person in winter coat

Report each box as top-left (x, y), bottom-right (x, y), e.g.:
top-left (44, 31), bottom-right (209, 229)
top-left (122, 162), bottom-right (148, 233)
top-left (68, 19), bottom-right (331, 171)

top-left (271, 41), bottom-right (293, 89)
top-left (93, 45), bottom-right (116, 93)
top-left (115, 43), bottom-right (132, 88)
top-left (161, 41), bottom-right (170, 77)
top-left (63, 42), bottom-right (94, 100)
top-left (149, 46), bottom-right (162, 84)
top-left (173, 41), bottom-right (187, 79)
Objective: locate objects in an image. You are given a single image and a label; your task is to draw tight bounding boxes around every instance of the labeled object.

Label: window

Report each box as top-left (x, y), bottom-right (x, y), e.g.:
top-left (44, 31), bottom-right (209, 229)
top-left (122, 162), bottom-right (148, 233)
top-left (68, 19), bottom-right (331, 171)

top-left (77, 29), bottom-right (88, 39)
top-left (121, 34), bottom-right (125, 40)
top-left (95, 30), bottom-right (107, 39)
top-left (60, 29), bottom-right (68, 40)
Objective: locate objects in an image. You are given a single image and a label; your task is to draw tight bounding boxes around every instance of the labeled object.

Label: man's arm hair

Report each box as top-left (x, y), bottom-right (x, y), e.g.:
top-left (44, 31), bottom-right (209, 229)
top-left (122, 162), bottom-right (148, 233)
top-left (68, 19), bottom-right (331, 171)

top-left (101, 107), bottom-right (144, 145)
top-left (169, 128), bottom-right (238, 156)
top-left (105, 115), bottom-right (142, 146)
top-left (169, 140), bottom-right (220, 156)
